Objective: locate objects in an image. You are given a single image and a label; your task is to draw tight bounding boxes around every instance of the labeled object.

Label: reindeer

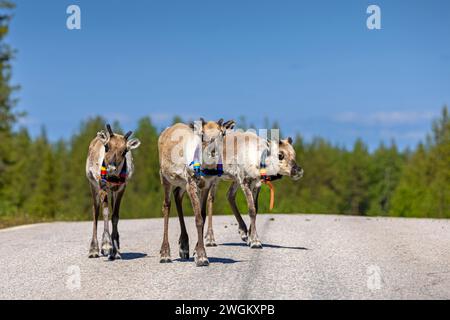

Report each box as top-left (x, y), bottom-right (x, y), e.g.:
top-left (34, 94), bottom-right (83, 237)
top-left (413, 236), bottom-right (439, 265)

top-left (204, 131), bottom-right (303, 248)
top-left (86, 124), bottom-right (141, 260)
top-left (158, 118), bottom-right (234, 266)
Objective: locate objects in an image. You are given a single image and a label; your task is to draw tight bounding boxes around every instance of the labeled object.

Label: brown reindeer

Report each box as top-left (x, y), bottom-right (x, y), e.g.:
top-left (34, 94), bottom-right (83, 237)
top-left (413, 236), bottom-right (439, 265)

top-left (86, 124), bottom-right (141, 260)
top-left (204, 131), bottom-right (303, 247)
top-left (158, 118), bottom-right (234, 266)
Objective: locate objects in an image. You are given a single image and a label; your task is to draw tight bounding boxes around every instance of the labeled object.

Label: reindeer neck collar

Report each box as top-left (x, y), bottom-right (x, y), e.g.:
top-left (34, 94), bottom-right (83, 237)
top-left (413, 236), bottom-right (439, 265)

top-left (190, 139), bottom-right (224, 177)
top-left (260, 147), bottom-right (283, 182)
top-left (100, 158), bottom-right (128, 187)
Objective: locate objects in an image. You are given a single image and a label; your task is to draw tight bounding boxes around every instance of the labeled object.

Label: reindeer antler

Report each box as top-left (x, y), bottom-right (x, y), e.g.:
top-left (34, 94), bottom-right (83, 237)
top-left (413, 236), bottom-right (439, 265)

top-left (124, 131), bottom-right (133, 140)
top-left (106, 124), bottom-right (114, 136)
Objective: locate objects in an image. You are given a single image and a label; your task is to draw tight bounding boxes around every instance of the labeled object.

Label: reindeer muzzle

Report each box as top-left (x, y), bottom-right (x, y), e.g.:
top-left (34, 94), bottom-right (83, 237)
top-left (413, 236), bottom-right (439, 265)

top-left (291, 164), bottom-right (303, 180)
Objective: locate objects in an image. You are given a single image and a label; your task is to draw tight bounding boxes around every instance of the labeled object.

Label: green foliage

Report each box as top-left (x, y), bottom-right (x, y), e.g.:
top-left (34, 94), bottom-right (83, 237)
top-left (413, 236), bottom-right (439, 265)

top-left (60, 117), bottom-right (106, 220)
top-left (120, 116), bottom-right (162, 218)
top-left (2, 107), bottom-right (450, 226)
top-left (390, 106), bottom-right (450, 218)
top-left (0, 1), bottom-right (20, 216)
top-left (1, 2), bottom-right (450, 227)
top-left (341, 139), bottom-right (371, 214)
top-left (25, 139), bottom-right (58, 218)
top-left (367, 141), bottom-right (404, 215)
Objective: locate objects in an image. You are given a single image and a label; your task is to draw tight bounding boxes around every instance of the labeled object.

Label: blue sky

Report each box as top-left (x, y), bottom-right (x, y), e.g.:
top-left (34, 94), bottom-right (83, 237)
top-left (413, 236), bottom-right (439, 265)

top-left (8, 0), bottom-right (450, 150)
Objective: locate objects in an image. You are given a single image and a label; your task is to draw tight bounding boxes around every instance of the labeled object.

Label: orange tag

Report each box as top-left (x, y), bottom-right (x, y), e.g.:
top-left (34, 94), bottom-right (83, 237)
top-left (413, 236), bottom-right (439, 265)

top-left (262, 180), bottom-right (275, 211)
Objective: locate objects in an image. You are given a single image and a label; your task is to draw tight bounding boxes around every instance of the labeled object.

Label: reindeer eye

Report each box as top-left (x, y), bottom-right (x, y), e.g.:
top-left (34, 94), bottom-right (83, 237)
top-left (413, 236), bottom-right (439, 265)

top-left (278, 152), bottom-right (284, 161)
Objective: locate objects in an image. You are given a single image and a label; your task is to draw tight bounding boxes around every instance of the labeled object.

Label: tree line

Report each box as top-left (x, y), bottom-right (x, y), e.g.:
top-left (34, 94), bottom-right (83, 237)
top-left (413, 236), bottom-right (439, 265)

top-left (0, 106), bottom-right (449, 228)
top-left (0, 2), bottom-right (449, 227)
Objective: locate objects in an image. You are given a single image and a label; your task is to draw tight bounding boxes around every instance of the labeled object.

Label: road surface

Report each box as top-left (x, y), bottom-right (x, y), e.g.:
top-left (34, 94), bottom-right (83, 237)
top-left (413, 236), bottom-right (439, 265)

top-left (1, 214), bottom-right (450, 299)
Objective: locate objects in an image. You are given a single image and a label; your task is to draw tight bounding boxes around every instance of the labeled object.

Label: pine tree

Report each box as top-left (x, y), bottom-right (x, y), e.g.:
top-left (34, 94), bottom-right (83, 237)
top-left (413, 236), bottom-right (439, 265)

top-left (0, 1), bottom-right (20, 215)
top-left (6, 127), bottom-right (32, 211)
top-left (341, 139), bottom-right (371, 215)
top-left (22, 128), bottom-right (56, 218)
top-left (52, 139), bottom-right (69, 220)
top-left (427, 106), bottom-right (450, 217)
top-left (390, 143), bottom-right (429, 217)
top-left (62, 116), bottom-right (106, 219)
top-left (172, 115), bottom-right (183, 125)
top-left (390, 106), bottom-right (450, 218)
top-left (121, 116), bottom-right (162, 218)
top-left (26, 143), bottom-right (58, 218)
top-left (275, 137), bottom-right (343, 214)
top-left (368, 141), bottom-right (404, 215)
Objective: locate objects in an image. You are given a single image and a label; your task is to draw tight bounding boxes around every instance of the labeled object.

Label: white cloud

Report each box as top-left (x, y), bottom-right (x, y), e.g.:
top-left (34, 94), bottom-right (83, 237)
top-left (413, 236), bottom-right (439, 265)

top-left (149, 113), bottom-right (172, 123)
top-left (149, 112), bottom-right (201, 124)
top-left (334, 112), bottom-right (360, 123)
top-left (104, 112), bottom-right (132, 124)
top-left (334, 110), bottom-right (436, 126)
top-left (17, 116), bottom-right (39, 126)
top-left (380, 129), bottom-right (427, 140)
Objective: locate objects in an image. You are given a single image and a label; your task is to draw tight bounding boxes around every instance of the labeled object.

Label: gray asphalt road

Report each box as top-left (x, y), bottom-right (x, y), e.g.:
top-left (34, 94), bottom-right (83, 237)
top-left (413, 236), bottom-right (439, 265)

top-left (1, 214), bottom-right (450, 299)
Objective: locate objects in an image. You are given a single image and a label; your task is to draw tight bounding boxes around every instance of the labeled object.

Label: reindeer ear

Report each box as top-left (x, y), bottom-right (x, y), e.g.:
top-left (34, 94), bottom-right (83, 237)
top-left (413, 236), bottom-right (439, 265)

top-left (127, 138), bottom-right (141, 150)
top-left (287, 137), bottom-right (293, 145)
top-left (217, 118), bottom-right (224, 126)
top-left (97, 130), bottom-right (109, 144)
top-left (223, 120), bottom-right (236, 130)
top-left (199, 117), bottom-right (206, 126)
top-left (190, 119), bottom-right (204, 134)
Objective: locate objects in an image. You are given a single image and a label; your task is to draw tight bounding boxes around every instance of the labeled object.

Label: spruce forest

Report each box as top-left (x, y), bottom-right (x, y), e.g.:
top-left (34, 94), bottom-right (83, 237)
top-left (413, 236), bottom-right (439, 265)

top-left (1, 2), bottom-right (449, 228)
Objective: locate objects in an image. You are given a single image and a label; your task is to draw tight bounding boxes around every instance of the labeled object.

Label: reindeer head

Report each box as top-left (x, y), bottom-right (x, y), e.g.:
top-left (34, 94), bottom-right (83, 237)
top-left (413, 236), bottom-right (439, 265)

top-left (190, 118), bottom-right (235, 166)
top-left (97, 124), bottom-right (141, 177)
top-left (275, 137), bottom-right (303, 180)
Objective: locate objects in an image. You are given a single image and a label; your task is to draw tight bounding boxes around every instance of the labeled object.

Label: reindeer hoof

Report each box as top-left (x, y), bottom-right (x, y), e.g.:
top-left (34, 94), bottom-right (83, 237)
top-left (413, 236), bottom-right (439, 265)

top-left (160, 256), bottom-right (172, 263)
top-left (88, 251), bottom-right (99, 258)
top-left (101, 244), bottom-right (112, 256)
top-left (205, 232), bottom-right (217, 247)
top-left (195, 256), bottom-right (209, 267)
top-left (179, 249), bottom-right (190, 260)
top-left (205, 239), bottom-right (217, 247)
top-left (249, 240), bottom-right (263, 249)
top-left (108, 251), bottom-right (121, 261)
top-left (239, 230), bottom-right (248, 242)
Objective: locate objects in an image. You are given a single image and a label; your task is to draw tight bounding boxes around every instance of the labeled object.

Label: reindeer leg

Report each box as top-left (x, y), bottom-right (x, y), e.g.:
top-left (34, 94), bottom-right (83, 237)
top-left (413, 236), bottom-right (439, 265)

top-left (187, 177), bottom-right (209, 267)
top-left (205, 183), bottom-right (217, 247)
top-left (227, 181), bottom-right (248, 242)
top-left (100, 191), bottom-right (113, 256)
top-left (253, 186), bottom-right (261, 214)
top-left (109, 188), bottom-right (124, 260)
top-left (241, 181), bottom-right (262, 249)
top-left (160, 178), bottom-right (172, 263)
top-left (174, 187), bottom-right (189, 260)
top-left (88, 185), bottom-right (100, 258)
